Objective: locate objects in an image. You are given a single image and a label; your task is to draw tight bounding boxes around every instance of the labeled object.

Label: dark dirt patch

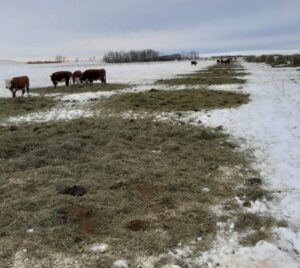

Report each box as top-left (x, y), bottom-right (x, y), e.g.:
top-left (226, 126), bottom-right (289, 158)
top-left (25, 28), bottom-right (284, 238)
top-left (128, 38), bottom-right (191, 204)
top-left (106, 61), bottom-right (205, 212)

top-left (126, 219), bottom-right (148, 231)
top-left (136, 184), bottom-right (166, 200)
top-left (60, 185), bottom-right (87, 196)
top-left (247, 177), bottom-right (262, 186)
top-left (58, 205), bottom-right (97, 238)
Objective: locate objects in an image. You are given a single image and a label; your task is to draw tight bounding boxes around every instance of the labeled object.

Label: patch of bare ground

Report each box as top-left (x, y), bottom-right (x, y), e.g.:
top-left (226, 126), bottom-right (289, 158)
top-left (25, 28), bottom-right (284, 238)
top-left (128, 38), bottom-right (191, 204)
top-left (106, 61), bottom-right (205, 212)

top-left (0, 115), bottom-right (275, 267)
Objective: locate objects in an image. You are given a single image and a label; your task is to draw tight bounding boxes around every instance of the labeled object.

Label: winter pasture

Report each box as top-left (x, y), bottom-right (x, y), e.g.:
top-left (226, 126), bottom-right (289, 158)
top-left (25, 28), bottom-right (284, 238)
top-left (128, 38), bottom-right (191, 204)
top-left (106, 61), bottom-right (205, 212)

top-left (0, 59), bottom-right (299, 267)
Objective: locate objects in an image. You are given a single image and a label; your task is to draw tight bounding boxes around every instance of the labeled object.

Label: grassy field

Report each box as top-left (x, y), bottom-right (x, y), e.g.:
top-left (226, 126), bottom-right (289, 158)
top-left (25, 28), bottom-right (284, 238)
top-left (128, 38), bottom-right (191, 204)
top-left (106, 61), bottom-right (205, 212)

top-left (0, 97), bottom-right (58, 124)
top-left (31, 82), bottom-right (132, 94)
top-left (0, 63), bottom-right (278, 267)
top-left (155, 64), bottom-right (247, 86)
top-left (95, 88), bottom-right (249, 113)
top-left (0, 115), bottom-right (275, 267)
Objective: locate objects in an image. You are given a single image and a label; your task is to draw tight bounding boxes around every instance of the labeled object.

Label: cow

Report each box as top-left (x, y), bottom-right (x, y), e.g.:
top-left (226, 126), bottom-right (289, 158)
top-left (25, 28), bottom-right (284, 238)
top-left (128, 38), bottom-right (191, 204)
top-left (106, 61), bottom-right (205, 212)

top-left (81, 69), bottom-right (106, 84)
top-left (50, 71), bottom-right (72, 88)
top-left (223, 58), bottom-right (231, 64)
top-left (191, 60), bottom-right (197, 66)
top-left (72, 70), bottom-right (82, 84)
top-left (5, 76), bottom-right (30, 98)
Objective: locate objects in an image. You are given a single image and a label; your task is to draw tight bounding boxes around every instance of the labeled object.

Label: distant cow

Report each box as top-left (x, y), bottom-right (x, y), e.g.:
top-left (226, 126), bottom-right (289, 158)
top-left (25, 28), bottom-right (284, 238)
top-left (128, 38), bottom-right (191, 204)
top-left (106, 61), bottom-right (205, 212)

top-left (50, 71), bottom-right (72, 88)
top-left (223, 58), bottom-right (231, 64)
top-left (72, 70), bottom-right (82, 84)
top-left (191, 60), bottom-right (197, 66)
top-left (5, 76), bottom-right (30, 98)
top-left (81, 69), bottom-right (106, 83)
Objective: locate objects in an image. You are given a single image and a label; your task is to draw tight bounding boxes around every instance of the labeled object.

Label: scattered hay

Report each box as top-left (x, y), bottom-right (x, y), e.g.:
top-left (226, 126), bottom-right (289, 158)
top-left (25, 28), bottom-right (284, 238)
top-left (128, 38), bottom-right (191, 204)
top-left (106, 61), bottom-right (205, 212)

top-left (59, 185), bottom-right (87, 197)
top-left (31, 83), bottom-right (132, 94)
top-left (155, 63), bottom-right (247, 86)
top-left (0, 116), bottom-right (266, 265)
top-left (95, 89), bottom-right (249, 112)
top-left (0, 96), bottom-right (57, 123)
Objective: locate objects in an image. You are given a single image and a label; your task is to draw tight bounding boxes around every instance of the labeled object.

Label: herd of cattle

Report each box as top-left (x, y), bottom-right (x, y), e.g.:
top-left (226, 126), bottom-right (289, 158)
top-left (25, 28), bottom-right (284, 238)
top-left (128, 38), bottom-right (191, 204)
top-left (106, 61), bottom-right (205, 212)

top-left (216, 57), bottom-right (237, 64)
top-left (4, 58), bottom-right (236, 98)
top-left (4, 68), bottom-right (106, 98)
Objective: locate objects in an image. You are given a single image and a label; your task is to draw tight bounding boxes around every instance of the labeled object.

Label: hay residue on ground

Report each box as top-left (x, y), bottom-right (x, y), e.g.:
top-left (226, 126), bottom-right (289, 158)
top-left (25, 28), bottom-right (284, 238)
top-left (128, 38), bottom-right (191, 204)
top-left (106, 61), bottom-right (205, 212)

top-left (95, 88), bottom-right (249, 113)
top-left (31, 83), bottom-right (132, 94)
top-left (155, 64), bottom-right (247, 86)
top-left (0, 116), bottom-right (272, 267)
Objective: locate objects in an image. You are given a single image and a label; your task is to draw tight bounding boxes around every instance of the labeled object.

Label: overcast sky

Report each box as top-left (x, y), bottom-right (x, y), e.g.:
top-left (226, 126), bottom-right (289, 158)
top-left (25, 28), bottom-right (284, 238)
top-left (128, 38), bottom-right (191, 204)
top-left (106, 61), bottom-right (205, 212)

top-left (1, 0), bottom-right (299, 60)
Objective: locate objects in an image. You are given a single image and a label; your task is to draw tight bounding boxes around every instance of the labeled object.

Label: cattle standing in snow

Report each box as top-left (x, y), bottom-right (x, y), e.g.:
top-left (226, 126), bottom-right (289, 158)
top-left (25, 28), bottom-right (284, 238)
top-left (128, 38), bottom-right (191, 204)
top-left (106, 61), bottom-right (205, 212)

top-left (191, 60), bottom-right (197, 66)
top-left (50, 71), bottom-right (72, 88)
top-left (5, 76), bottom-right (30, 98)
top-left (72, 70), bottom-right (82, 84)
top-left (223, 58), bottom-right (231, 64)
top-left (81, 69), bottom-right (106, 83)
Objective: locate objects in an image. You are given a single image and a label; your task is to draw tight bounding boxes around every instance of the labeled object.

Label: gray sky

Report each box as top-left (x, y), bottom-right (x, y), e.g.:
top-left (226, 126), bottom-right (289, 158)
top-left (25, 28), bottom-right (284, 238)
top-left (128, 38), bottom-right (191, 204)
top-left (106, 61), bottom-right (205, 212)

top-left (1, 0), bottom-right (299, 60)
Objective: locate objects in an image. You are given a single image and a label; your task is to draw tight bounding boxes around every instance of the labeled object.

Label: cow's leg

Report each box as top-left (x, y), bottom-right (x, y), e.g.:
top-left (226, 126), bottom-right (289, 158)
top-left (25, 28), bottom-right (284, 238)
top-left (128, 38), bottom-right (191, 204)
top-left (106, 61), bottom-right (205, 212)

top-left (89, 79), bottom-right (93, 83)
top-left (22, 89), bottom-right (25, 97)
top-left (66, 79), bottom-right (69, 87)
top-left (53, 81), bottom-right (57, 88)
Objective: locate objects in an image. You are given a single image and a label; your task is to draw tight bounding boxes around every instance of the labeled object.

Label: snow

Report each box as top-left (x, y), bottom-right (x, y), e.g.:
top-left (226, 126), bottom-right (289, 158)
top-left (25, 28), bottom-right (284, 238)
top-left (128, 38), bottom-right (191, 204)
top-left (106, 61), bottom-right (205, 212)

top-left (112, 260), bottom-right (129, 268)
top-left (6, 107), bottom-right (94, 125)
top-left (89, 243), bottom-right (108, 253)
top-left (181, 62), bottom-right (300, 266)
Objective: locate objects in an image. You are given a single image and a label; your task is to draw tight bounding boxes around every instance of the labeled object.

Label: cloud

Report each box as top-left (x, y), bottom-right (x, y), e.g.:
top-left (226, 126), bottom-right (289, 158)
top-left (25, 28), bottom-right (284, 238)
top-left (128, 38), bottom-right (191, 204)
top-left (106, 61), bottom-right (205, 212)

top-left (0, 0), bottom-right (299, 59)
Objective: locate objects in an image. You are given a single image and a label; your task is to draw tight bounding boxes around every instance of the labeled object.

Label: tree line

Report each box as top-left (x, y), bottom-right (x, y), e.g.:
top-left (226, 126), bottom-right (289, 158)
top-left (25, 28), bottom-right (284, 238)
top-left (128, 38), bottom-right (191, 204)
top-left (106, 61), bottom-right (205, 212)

top-left (102, 49), bottom-right (199, 63)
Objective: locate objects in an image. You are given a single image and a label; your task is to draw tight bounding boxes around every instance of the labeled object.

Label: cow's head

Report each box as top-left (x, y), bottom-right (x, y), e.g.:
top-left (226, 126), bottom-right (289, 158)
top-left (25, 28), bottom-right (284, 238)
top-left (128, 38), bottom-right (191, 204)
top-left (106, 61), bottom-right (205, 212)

top-left (4, 79), bottom-right (12, 89)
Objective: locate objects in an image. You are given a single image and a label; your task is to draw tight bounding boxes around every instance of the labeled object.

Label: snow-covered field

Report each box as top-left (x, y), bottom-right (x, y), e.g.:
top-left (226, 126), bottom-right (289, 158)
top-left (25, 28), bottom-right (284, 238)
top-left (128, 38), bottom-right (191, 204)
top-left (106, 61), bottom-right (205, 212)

top-left (1, 59), bottom-right (300, 267)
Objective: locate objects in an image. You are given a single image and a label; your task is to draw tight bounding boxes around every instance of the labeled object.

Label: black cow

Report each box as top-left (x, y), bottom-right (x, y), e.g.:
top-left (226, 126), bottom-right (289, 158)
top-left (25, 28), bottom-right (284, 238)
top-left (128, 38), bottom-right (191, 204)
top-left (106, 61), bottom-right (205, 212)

top-left (50, 71), bottom-right (72, 88)
top-left (81, 69), bottom-right (106, 83)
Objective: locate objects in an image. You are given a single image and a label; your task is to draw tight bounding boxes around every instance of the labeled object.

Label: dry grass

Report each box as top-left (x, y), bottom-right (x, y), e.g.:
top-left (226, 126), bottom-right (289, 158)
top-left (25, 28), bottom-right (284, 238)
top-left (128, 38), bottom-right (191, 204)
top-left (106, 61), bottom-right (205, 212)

top-left (155, 63), bottom-right (247, 86)
top-left (31, 82), bottom-right (132, 94)
top-left (0, 96), bottom-right (57, 123)
top-left (95, 88), bottom-right (249, 113)
top-left (0, 115), bottom-right (271, 267)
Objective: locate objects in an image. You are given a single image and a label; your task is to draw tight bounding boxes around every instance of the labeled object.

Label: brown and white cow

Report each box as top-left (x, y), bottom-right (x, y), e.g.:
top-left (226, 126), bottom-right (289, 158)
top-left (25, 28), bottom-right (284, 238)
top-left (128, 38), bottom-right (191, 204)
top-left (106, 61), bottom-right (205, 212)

top-left (72, 70), bottom-right (82, 84)
top-left (5, 76), bottom-right (30, 98)
top-left (50, 71), bottom-right (72, 88)
top-left (191, 60), bottom-right (197, 66)
top-left (81, 69), bottom-right (106, 84)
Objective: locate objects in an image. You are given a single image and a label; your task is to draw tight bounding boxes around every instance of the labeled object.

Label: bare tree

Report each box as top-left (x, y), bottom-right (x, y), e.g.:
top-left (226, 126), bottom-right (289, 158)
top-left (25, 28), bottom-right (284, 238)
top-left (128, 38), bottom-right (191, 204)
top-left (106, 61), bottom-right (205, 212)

top-left (55, 55), bottom-right (66, 63)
